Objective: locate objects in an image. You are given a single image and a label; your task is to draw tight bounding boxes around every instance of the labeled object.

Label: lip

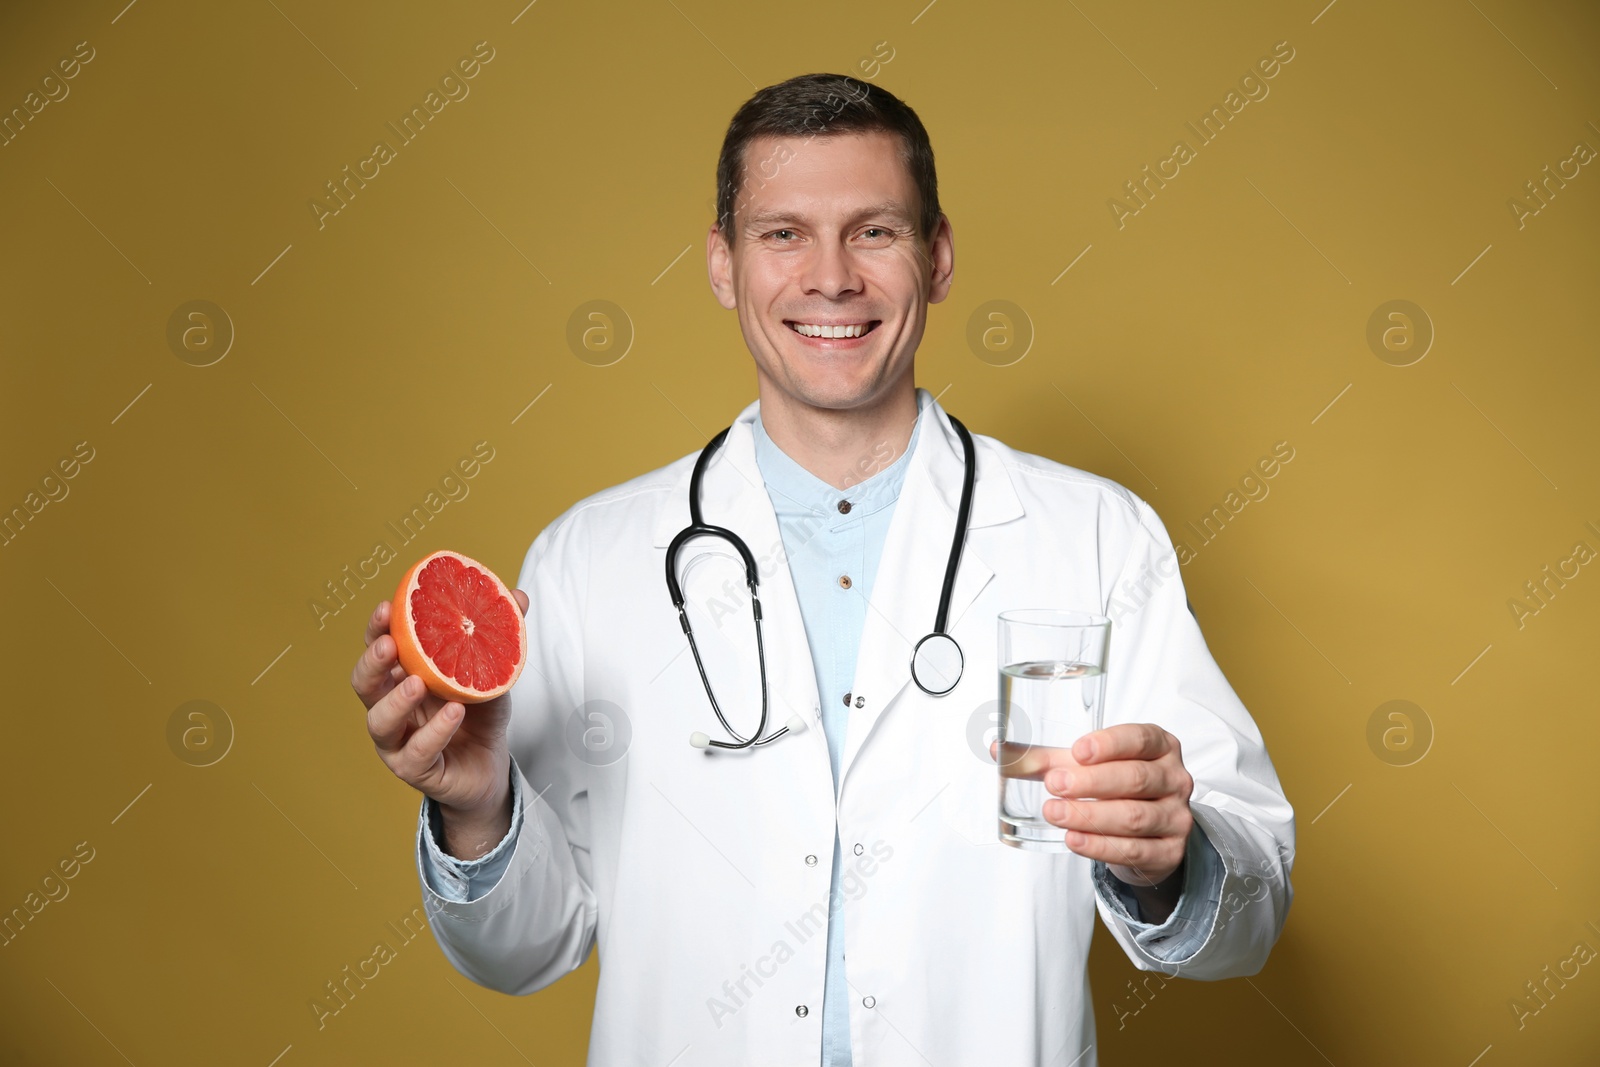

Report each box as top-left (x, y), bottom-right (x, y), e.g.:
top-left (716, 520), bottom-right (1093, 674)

top-left (783, 319), bottom-right (882, 348)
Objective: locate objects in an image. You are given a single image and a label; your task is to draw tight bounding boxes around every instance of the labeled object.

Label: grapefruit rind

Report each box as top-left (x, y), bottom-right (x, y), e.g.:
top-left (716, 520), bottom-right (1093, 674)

top-left (391, 550), bottom-right (527, 704)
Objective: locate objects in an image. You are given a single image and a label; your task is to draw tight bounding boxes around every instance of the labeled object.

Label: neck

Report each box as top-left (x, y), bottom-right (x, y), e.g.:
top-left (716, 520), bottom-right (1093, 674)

top-left (756, 382), bottom-right (920, 491)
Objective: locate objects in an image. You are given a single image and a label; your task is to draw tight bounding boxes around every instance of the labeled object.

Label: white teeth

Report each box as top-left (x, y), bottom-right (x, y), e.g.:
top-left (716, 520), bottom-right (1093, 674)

top-left (790, 322), bottom-right (870, 338)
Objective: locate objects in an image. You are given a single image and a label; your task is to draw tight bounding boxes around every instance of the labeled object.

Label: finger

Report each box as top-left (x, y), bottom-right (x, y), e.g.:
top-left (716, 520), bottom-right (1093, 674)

top-left (1043, 797), bottom-right (1191, 840)
top-left (393, 700), bottom-right (465, 785)
top-left (350, 629), bottom-right (401, 708)
top-left (1062, 829), bottom-right (1186, 878)
top-left (512, 588), bottom-right (529, 616)
top-left (1045, 757), bottom-right (1185, 800)
top-left (1073, 723), bottom-right (1173, 764)
top-left (368, 674), bottom-right (431, 755)
top-left (363, 598), bottom-right (391, 647)
top-left (995, 742), bottom-right (1084, 780)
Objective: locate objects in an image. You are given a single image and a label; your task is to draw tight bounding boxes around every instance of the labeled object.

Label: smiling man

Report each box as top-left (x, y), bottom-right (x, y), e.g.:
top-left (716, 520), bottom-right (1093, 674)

top-left (353, 73), bottom-right (1295, 1067)
top-left (707, 101), bottom-right (935, 488)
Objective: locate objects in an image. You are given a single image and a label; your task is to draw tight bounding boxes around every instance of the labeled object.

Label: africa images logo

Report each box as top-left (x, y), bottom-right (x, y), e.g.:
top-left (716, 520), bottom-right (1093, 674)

top-left (307, 42), bottom-right (496, 230)
top-left (1106, 40), bottom-right (1297, 229)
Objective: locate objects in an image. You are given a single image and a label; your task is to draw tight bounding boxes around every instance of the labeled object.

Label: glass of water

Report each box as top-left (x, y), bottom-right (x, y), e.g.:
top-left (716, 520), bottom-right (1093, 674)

top-left (996, 610), bottom-right (1111, 852)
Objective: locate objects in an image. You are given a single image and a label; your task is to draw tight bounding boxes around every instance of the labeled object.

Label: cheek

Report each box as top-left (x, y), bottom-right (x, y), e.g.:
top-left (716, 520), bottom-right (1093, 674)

top-left (740, 262), bottom-right (799, 307)
top-left (874, 253), bottom-right (926, 296)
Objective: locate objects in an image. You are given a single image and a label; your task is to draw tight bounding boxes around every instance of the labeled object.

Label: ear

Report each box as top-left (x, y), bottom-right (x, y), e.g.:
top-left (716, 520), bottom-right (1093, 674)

top-left (925, 214), bottom-right (955, 305)
top-left (707, 222), bottom-right (737, 310)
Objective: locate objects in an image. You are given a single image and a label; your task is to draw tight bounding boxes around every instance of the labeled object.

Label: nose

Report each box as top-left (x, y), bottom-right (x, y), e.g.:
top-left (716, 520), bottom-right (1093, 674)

top-left (797, 231), bottom-right (864, 300)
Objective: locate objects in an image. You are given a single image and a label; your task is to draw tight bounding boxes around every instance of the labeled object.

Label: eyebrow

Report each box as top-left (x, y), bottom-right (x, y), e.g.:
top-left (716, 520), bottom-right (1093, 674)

top-left (743, 202), bottom-right (915, 229)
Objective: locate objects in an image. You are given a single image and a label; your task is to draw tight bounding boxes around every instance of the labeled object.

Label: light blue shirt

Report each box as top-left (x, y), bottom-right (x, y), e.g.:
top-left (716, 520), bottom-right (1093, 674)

top-left (418, 403), bottom-right (1226, 1063)
top-left (749, 408), bottom-right (922, 1067)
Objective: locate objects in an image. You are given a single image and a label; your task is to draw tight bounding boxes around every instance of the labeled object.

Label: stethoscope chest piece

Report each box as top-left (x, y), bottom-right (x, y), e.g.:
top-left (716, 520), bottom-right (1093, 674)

top-left (910, 631), bottom-right (963, 695)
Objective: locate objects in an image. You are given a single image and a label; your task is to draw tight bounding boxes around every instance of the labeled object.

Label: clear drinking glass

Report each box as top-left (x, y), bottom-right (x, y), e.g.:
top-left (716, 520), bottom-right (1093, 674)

top-left (996, 610), bottom-right (1111, 851)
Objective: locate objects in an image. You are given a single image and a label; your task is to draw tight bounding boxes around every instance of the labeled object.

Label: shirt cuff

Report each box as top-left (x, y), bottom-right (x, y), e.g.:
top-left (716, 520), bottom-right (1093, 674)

top-left (1092, 815), bottom-right (1224, 962)
top-left (417, 759), bottom-right (525, 903)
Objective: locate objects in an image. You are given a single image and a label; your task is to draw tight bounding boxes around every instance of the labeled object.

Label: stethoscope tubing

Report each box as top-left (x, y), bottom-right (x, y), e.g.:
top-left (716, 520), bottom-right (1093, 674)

top-left (666, 410), bottom-right (975, 749)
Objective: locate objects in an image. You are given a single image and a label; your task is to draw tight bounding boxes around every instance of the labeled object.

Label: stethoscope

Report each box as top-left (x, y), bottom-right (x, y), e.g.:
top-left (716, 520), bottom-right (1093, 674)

top-left (665, 412), bottom-right (976, 751)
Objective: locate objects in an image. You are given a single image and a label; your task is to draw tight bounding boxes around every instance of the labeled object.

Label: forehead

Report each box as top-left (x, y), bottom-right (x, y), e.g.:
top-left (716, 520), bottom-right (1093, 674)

top-left (736, 130), bottom-right (916, 222)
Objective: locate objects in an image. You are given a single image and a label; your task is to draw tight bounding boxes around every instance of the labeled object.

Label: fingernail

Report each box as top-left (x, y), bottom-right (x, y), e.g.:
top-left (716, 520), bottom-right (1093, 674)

top-left (406, 676), bottom-right (422, 697)
top-left (1058, 773), bottom-right (1074, 795)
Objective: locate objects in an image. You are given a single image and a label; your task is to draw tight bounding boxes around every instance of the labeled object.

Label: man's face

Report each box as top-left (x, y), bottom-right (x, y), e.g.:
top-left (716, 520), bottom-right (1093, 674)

top-left (707, 130), bottom-right (954, 414)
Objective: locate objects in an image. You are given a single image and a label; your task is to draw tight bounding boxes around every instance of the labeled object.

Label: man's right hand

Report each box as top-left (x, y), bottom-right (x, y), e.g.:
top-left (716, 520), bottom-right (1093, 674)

top-left (351, 592), bottom-right (530, 860)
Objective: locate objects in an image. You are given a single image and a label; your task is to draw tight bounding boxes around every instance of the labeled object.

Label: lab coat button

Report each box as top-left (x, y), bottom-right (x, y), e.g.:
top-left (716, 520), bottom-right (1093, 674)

top-left (853, 842), bottom-right (864, 856)
top-left (854, 695), bottom-right (865, 708)
top-left (805, 854), bottom-right (818, 866)
top-left (862, 995), bottom-right (876, 1009)
top-left (795, 1004), bottom-right (809, 1018)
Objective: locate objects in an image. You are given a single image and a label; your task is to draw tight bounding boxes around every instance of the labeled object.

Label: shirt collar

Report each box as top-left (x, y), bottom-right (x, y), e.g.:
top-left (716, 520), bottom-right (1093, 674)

top-left (751, 401), bottom-right (925, 524)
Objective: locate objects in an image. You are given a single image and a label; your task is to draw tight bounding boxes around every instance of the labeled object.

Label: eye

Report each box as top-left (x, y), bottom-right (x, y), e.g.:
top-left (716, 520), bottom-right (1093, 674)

top-left (766, 229), bottom-right (797, 242)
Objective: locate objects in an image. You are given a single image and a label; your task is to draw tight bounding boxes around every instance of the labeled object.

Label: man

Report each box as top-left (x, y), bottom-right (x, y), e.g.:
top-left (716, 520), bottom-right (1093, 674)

top-left (351, 73), bottom-right (1294, 1066)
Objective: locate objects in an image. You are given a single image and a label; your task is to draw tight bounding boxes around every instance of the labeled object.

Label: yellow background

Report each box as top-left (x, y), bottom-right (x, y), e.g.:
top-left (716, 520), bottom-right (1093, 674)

top-left (2, 0), bottom-right (1597, 1063)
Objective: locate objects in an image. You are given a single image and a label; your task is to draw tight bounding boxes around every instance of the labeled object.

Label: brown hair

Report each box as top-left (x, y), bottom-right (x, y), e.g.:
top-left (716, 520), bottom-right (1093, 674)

top-left (715, 73), bottom-right (941, 246)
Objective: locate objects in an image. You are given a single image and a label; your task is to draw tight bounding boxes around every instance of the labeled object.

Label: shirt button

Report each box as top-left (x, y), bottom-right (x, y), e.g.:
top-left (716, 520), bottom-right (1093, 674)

top-left (853, 842), bottom-right (865, 856)
top-left (862, 995), bottom-right (876, 1009)
top-left (838, 500), bottom-right (852, 514)
top-left (854, 695), bottom-right (865, 708)
top-left (838, 574), bottom-right (852, 589)
top-left (795, 1005), bottom-right (809, 1018)
top-left (805, 854), bottom-right (818, 867)
top-left (842, 691), bottom-right (852, 707)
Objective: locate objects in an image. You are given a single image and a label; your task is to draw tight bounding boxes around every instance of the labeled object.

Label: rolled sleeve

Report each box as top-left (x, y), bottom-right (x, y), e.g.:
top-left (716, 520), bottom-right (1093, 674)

top-left (418, 759), bottom-right (526, 903)
top-left (1092, 816), bottom-right (1224, 963)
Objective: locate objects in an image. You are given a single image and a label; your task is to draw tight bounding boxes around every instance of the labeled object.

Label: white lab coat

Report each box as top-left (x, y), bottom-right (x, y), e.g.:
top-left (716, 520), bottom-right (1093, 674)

top-left (417, 388), bottom-right (1295, 1067)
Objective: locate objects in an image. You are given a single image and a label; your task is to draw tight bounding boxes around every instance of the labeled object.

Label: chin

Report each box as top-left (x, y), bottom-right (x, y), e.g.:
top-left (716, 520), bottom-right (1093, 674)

top-left (796, 379), bottom-right (884, 410)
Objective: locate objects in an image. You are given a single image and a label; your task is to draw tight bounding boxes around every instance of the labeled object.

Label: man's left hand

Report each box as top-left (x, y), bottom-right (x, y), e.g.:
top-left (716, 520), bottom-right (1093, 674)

top-left (999, 723), bottom-right (1194, 886)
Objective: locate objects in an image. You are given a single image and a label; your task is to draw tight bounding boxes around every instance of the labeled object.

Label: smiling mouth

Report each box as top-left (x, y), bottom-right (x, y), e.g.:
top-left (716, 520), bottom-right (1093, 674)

top-left (785, 320), bottom-right (881, 339)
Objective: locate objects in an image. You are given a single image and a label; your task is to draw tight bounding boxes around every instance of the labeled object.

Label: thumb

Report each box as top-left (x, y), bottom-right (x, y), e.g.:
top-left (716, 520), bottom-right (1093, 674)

top-left (512, 588), bottom-right (529, 615)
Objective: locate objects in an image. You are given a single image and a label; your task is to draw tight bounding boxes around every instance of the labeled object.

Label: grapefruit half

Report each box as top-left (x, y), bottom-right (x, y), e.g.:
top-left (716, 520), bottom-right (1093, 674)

top-left (391, 550), bottom-right (527, 704)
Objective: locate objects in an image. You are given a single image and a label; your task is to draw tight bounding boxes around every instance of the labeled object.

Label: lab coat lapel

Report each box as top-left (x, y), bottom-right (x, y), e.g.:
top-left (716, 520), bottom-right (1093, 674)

top-left (837, 392), bottom-right (1008, 790)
